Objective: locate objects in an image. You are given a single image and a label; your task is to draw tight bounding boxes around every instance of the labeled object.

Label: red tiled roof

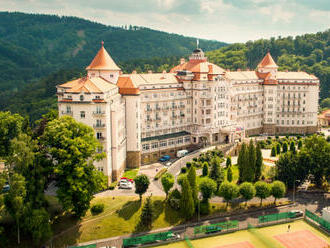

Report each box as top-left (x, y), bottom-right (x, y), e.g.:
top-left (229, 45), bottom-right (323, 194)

top-left (257, 52), bottom-right (278, 68)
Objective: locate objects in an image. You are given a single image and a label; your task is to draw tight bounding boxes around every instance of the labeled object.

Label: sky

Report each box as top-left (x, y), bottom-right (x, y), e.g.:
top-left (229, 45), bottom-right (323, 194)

top-left (1, 0), bottom-right (329, 43)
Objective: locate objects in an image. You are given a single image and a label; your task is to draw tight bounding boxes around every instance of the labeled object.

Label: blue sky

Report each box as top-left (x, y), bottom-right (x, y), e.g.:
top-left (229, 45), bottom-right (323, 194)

top-left (1, 0), bottom-right (329, 43)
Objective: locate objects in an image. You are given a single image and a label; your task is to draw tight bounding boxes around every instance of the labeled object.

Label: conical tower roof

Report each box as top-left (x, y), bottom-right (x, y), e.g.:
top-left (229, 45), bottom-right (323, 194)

top-left (86, 41), bottom-right (121, 71)
top-left (257, 52), bottom-right (278, 68)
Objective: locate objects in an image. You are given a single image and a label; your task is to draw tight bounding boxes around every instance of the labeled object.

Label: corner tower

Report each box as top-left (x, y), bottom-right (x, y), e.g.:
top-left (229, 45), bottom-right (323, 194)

top-left (86, 41), bottom-right (121, 84)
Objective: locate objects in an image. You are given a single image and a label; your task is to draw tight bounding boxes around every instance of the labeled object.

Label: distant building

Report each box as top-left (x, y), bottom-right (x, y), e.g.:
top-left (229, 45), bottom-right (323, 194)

top-left (57, 43), bottom-right (319, 183)
top-left (318, 109), bottom-right (330, 127)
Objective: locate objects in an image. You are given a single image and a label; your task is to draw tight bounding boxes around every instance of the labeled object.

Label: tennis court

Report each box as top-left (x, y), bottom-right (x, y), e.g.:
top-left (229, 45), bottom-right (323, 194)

top-left (155, 220), bottom-right (329, 248)
top-left (274, 230), bottom-right (328, 248)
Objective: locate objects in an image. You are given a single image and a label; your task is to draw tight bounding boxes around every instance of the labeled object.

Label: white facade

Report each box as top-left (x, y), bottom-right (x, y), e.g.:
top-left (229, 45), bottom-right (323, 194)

top-left (57, 45), bottom-right (319, 181)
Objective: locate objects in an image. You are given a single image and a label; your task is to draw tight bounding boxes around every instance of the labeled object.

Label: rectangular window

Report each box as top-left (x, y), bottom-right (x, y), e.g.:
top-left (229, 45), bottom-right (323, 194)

top-left (151, 142), bottom-right (158, 149)
top-left (96, 132), bottom-right (102, 139)
top-left (80, 111), bottom-right (85, 118)
top-left (160, 141), bottom-right (167, 147)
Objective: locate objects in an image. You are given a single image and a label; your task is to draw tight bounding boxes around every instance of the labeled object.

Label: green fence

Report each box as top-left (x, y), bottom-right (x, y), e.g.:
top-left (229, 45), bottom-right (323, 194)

top-left (305, 209), bottom-right (330, 232)
top-left (123, 231), bottom-right (175, 247)
top-left (258, 212), bottom-right (296, 223)
top-left (70, 245), bottom-right (96, 248)
top-left (194, 220), bottom-right (239, 235)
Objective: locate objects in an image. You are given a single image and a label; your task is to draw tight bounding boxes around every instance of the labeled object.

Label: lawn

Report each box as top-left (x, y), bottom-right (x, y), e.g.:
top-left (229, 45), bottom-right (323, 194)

top-left (122, 168), bottom-right (139, 179)
top-left (51, 196), bottom-right (183, 247)
top-left (155, 219), bottom-right (329, 248)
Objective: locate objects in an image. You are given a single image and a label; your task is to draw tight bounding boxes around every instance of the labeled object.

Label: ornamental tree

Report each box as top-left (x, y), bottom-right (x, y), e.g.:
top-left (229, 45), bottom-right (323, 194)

top-left (134, 174), bottom-right (150, 201)
top-left (202, 162), bottom-right (209, 177)
top-left (255, 181), bottom-right (271, 206)
top-left (180, 177), bottom-right (195, 220)
top-left (218, 182), bottom-right (239, 208)
top-left (226, 156), bottom-right (232, 168)
top-left (161, 173), bottom-right (174, 199)
top-left (227, 166), bottom-right (233, 182)
top-left (187, 166), bottom-right (198, 206)
top-left (239, 182), bottom-right (256, 206)
top-left (270, 181), bottom-right (286, 204)
top-left (255, 143), bottom-right (263, 181)
top-left (199, 177), bottom-right (217, 203)
top-left (139, 196), bottom-right (153, 229)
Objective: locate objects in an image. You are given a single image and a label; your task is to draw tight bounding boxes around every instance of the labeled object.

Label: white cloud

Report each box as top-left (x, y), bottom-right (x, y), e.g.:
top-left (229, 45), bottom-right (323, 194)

top-left (259, 5), bottom-right (295, 23)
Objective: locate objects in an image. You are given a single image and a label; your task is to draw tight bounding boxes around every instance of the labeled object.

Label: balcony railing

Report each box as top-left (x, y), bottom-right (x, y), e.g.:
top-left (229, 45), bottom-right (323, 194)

top-left (93, 111), bottom-right (105, 116)
top-left (93, 124), bottom-right (106, 128)
top-left (61, 111), bottom-right (73, 116)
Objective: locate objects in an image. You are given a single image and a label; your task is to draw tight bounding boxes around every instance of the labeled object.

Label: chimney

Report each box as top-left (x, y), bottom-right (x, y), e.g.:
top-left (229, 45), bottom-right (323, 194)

top-left (132, 70), bottom-right (137, 74)
top-left (180, 58), bottom-right (185, 64)
top-left (148, 70), bottom-right (152, 74)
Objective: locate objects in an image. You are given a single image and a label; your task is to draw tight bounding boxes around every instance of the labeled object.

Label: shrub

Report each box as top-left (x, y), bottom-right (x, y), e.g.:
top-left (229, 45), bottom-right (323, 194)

top-left (192, 157), bottom-right (197, 162)
top-left (186, 162), bottom-right (192, 169)
top-left (91, 203), bottom-right (105, 215)
top-left (180, 167), bottom-right (187, 174)
top-left (271, 146), bottom-right (277, 157)
top-left (154, 168), bottom-right (167, 181)
top-left (202, 162), bottom-right (209, 176)
top-left (109, 181), bottom-right (118, 190)
top-left (276, 143), bottom-right (281, 154)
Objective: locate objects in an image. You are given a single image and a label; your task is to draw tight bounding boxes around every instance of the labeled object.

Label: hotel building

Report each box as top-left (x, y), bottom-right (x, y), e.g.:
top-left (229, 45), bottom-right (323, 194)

top-left (57, 43), bottom-right (319, 183)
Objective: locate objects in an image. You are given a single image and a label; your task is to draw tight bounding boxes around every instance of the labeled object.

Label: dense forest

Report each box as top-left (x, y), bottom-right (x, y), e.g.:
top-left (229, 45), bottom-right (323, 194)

top-left (0, 12), bottom-right (226, 111)
top-left (0, 12), bottom-right (329, 122)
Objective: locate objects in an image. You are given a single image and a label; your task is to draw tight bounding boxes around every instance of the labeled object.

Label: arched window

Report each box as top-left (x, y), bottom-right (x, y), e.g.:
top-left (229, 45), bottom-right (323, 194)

top-left (80, 95), bottom-right (84, 101)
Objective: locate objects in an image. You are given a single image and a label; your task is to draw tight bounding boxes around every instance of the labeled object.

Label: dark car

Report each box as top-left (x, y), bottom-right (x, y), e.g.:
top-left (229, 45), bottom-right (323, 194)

top-left (159, 155), bottom-right (170, 162)
top-left (289, 210), bottom-right (304, 218)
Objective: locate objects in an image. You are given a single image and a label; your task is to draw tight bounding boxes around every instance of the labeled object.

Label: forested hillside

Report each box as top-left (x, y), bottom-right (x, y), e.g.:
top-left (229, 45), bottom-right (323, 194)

top-left (1, 12), bottom-right (329, 122)
top-left (206, 29), bottom-right (330, 105)
top-left (0, 12), bottom-right (226, 107)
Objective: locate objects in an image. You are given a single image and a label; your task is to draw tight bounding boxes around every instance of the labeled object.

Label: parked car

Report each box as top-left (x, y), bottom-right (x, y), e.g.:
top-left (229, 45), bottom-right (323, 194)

top-left (289, 210), bottom-right (304, 218)
top-left (120, 177), bottom-right (134, 183)
top-left (2, 183), bottom-right (10, 193)
top-left (159, 155), bottom-right (170, 162)
top-left (176, 149), bottom-right (188, 158)
top-left (119, 179), bottom-right (133, 189)
top-left (165, 162), bottom-right (172, 167)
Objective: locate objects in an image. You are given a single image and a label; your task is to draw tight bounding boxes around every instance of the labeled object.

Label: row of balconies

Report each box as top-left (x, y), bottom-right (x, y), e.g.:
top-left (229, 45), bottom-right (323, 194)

top-left (61, 111), bottom-right (106, 117)
top-left (146, 105), bottom-right (185, 112)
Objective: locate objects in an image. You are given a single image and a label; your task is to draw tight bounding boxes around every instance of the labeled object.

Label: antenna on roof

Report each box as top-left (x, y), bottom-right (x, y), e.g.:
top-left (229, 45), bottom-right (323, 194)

top-left (196, 39), bottom-right (199, 49)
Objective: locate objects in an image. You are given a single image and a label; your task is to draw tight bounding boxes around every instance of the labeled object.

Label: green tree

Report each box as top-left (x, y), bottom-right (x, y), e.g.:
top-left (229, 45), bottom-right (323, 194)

top-left (218, 182), bottom-right (239, 208)
top-left (180, 177), bottom-right (195, 219)
top-left (244, 140), bottom-right (256, 182)
top-left (290, 141), bottom-right (296, 153)
top-left (297, 139), bottom-right (303, 149)
top-left (271, 146), bottom-right (277, 157)
top-left (161, 173), bottom-right (174, 199)
top-left (22, 207), bottom-right (52, 244)
top-left (238, 143), bottom-right (248, 182)
top-left (282, 142), bottom-right (288, 153)
top-left (304, 135), bottom-right (330, 187)
top-left (199, 177), bottom-right (217, 203)
top-left (276, 143), bottom-right (281, 154)
top-left (202, 162), bottom-right (209, 177)
top-left (209, 157), bottom-right (224, 190)
top-left (227, 166), bottom-right (233, 182)
top-left (254, 181), bottom-right (271, 206)
top-left (187, 166), bottom-right (198, 206)
top-left (239, 182), bottom-right (256, 206)
top-left (270, 181), bottom-right (286, 204)
top-left (226, 156), bottom-right (232, 168)
top-left (255, 143), bottom-right (263, 181)
top-left (4, 172), bottom-right (26, 244)
top-left (139, 196), bottom-right (153, 229)
top-left (134, 174), bottom-right (150, 201)
top-left (0, 111), bottom-right (23, 157)
top-left (42, 116), bottom-right (106, 218)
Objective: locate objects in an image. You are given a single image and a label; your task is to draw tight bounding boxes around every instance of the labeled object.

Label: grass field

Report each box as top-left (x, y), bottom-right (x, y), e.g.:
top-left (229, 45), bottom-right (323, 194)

top-left (155, 220), bottom-right (329, 248)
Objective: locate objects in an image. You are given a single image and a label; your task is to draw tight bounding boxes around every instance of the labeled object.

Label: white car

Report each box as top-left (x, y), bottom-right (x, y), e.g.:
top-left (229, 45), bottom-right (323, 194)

top-left (165, 162), bottom-right (172, 167)
top-left (119, 179), bottom-right (133, 189)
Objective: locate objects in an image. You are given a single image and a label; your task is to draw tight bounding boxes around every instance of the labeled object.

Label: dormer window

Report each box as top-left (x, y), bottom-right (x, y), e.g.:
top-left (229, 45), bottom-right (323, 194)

top-left (80, 95), bottom-right (84, 101)
top-left (110, 74), bottom-right (113, 78)
top-left (67, 95), bottom-right (72, 99)
top-left (95, 95), bottom-right (100, 99)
